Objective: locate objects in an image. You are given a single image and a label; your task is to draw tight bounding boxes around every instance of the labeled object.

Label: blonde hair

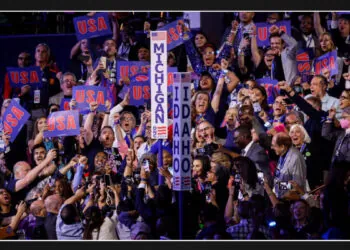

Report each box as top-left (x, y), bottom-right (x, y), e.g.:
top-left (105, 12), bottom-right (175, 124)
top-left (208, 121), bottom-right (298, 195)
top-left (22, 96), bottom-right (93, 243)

top-left (289, 124), bottom-right (311, 144)
top-left (319, 32), bottom-right (336, 53)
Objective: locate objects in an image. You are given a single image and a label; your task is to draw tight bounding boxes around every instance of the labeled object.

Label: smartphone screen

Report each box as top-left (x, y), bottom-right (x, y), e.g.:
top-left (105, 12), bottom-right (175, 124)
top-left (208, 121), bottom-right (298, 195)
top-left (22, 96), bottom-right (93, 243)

top-left (257, 172), bottom-right (264, 183)
top-left (253, 102), bottom-right (262, 113)
top-left (142, 160), bottom-right (150, 172)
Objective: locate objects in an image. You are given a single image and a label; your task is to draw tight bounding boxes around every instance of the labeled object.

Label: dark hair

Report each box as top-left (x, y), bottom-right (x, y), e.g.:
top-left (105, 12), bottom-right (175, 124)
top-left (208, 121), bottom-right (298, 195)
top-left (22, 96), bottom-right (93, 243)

top-left (305, 96), bottom-right (322, 110)
top-left (32, 116), bottom-right (47, 140)
top-left (198, 71), bottom-right (216, 93)
top-left (202, 43), bottom-right (217, 53)
top-left (235, 125), bottom-right (253, 141)
top-left (313, 74), bottom-right (328, 86)
top-left (269, 33), bottom-right (284, 43)
top-left (55, 177), bottom-right (74, 201)
top-left (133, 135), bottom-right (145, 142)
top-left (83, 206), bottom-right (104, 240)
top-left (252, 86), bottom-right (269, 111)
top-left (238, 200), bottom-right (253, 219)
top-left (194, 30), bottom-right (209, 43)
top-left (61, 204), bottom-right (79, 225)
top-left (200, 203), bottom-right (219, 222)
top-left (47, 103), bottom-right (60, 116)
top-left (193, 155), bottom-right (211, 178)
top-left (233, 156), bottom-right (258, 189)
top-left (31, 143), bottom-right (47, 166)
top-left (99, 126), bottom-right (114, 136)
top-left (275, 132), bottom-right (293, 148)
top-left (239, 105), bottom-right (254, 117)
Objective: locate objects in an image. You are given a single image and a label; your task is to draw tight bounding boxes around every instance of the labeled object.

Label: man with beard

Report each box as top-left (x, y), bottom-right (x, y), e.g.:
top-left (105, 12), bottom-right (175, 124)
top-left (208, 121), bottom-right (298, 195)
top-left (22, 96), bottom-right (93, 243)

top-left (84, 102), bottom-right (123, 175)
top-left (24, 144), bottom-right (59, 201)
top-left (49, 72), bottom-right (77, 106)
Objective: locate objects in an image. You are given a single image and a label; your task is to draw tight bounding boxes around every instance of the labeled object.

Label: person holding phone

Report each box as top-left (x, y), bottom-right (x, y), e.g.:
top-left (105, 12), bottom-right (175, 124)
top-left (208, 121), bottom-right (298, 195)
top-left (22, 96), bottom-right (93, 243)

top-left (232, 156), bottom-right (264, 199)
top-left (271, 132), bottom-right (307, 199)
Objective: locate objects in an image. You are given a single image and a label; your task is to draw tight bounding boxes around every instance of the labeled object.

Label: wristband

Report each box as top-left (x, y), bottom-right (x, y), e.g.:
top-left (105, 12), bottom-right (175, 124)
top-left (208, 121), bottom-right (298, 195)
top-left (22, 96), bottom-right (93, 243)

top-left (105, 111), bottom-right (110, 115)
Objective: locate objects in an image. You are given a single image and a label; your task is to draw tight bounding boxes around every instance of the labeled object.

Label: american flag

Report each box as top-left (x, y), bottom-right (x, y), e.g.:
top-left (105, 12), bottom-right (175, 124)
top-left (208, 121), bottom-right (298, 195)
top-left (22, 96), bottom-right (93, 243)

top-left (173, 176), bottom-right (191, 190)
top-left (151, 31), bottom-right (166, 41)
top-left (155, 125), bottom-right (167, 136)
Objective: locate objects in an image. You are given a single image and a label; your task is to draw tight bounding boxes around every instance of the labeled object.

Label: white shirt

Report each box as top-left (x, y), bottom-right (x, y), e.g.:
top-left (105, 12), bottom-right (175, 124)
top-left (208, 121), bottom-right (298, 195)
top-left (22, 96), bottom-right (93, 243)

top-left (242, 140), bottom-right (254, 156)
top-left (305, 93), bottom-right (341, 119)
top-left (302, 34), bottom-right (315, 48)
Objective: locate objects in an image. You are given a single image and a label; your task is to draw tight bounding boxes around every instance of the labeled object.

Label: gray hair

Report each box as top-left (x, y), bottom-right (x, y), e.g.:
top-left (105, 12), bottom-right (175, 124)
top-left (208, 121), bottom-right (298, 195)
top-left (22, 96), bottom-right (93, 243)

top-left (60, 72), bottom-right (77, 85)
top-left (289, 124), bottom-right (311, 144)
top-left (286, 110), bottom-right (304, 124)
top-left (35, 43), bottom-right (51, 58)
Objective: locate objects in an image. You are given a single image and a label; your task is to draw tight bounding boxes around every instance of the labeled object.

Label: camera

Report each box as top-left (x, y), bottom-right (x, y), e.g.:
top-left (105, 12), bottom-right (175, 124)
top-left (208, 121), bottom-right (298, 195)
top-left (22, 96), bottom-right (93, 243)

top-left (243, 32), bottom-right (250, 40)
top-left (196, 143), bottom-right (219, 156)
top-left (257, 171), bottom-right (264, 185)
top-left (279, 181), bottom-right (292, 190)
top-left (293, 85), bottom-right (303, 95)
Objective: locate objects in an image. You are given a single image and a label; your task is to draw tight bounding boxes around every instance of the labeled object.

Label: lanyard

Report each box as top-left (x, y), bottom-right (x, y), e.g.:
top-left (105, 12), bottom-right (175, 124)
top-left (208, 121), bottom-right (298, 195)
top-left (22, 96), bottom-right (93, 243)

top-left (275, 149), bottom-right (290, 177)
top-left (299, 143), bottom-right (307, 154)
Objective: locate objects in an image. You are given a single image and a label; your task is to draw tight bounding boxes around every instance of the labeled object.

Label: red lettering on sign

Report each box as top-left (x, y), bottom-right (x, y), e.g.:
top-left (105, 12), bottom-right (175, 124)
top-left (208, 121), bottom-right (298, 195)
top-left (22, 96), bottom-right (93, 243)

top-left (87, 19), bottom-right (97, 33)
top-left (86, 90), bottom-right (95, 103)
top-left (329, 56), bottom-right (335, 69)
top-left (6, 114), bottom-right (18, 127)
top-left (48, 117), bottom-right (55, 131)
top-left (3, 122), bottom-right (13, 134)
top-left (143, 86), bottom-right (150, 99)
top-left (20, 71), bottom-right (28, 84)
top-left (11, 106), bottom-right (24, 120)
top-left (321, 58), bottom-right (328, 69)
top-left (56, 116), bottom-right (65, 131)
top-left (130, 66), bottom-right (138, 76)
top-left (120, 66), bottom-right (128, 78)
top-left (315, 61), bottom-right (321, 75)
top-left (140, 66), bottom-right (148, 74)
top-left (168, 73), bottom-right (174, 85)
top-left (258, 27), bottom-right (268, 41)
top-left (96, 91), bottom-right (105, 105)
top-left (67, 115), bottom-right (77, 130)
top-left (279, 26), bottom-right (287, 33)
top-left (75, 90), bottom-right (85, 103)
top-left (133, 86), bottom-right (142, 100)
top-left (30, 71), bottom-right (40, 83)
top-left (167, 33), bottom-right (172, 45)
top-left (296, 52), bottom-right (309, 61)
top-left (77, 21), bottom-right (87, 35)
top-left (10, 72), bottom-right (19, 84)
top-left (97, 17), bottom-right (107, 31)
top-left (169, 27), bottom-right (179, 41)
top-left (64, 101), bottom-right (70, 110)
top-left (297, 62), bottom-right (311, 73)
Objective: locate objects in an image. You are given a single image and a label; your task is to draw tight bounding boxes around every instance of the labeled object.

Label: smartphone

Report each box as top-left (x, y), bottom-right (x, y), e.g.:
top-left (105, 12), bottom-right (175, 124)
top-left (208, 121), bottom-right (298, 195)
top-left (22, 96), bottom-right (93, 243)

top-left (253, 102), bottom-right (262, 113)
top-left (25, 197), bottom-right (38, 207)
top-left (234, 173), bottom-right (241, 183)
top-left (279, 181), bottom-right (292, 190)
top-left (100, 56), bottom-right (107, 70)
top-left (104, 174), bottom-right (112, 186)
top-left (77, 54), bottom-right (90, 62)
top-left (142, 160), bottom-right (150, 172)
top-left (257, 171), bottom-right (264, 184)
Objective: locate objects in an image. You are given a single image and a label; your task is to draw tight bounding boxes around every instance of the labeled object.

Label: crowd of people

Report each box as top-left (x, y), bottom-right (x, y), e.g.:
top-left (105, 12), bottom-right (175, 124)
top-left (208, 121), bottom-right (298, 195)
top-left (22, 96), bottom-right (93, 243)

top-left (0, 11), bottom-right (350, 240)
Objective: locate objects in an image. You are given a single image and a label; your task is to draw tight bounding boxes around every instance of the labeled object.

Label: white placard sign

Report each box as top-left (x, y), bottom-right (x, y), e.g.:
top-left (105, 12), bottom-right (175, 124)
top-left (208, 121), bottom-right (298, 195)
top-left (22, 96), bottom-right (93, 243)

top-left (172, 73), bottom-right (192, 191)
top-left (150, 31), bottom-right (168, 139)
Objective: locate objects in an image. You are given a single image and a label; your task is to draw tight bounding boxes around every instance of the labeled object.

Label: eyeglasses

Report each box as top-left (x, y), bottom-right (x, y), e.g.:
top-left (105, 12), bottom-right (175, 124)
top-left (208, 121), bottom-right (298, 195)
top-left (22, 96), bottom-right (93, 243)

top-left (63, 79), bottom-right (75, 84)
top-left (203, 51), bottom-right (215, 56)
top-left (198, 126), bottom-right (212, 133)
